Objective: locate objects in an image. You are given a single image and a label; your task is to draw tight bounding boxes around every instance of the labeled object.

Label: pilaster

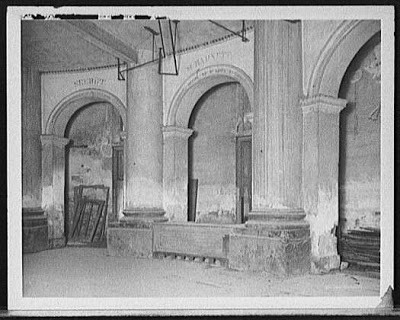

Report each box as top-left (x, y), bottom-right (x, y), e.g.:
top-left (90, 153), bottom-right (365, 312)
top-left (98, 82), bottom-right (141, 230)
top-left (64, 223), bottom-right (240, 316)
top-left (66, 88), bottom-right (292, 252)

top-left (162, 126), bottom-right (193, 221)
top-left (301, 94), bottom-right (347, 272)
top-left (40, 134), bottom-right (69, 248)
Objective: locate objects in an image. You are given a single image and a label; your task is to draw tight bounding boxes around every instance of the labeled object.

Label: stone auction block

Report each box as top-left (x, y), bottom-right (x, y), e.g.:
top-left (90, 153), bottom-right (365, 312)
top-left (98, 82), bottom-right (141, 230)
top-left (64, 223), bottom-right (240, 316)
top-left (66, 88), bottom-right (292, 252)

top-left (107, 223), bottom-right (153, 258)
top-left (22, 208), bottom-right (48, 253)
top-left (152, 222), bottom-right (242, 260)
top-left (227, 221), bottom-right (311, 275)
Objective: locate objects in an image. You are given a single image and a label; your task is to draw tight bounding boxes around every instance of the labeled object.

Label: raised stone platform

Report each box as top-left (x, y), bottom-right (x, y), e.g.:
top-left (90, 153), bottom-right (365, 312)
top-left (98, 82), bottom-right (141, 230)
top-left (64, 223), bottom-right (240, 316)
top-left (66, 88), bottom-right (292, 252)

top-left (23, 208), bottom-right (48, 253)
top-left (227, 220), bottom-right (311, 275)
top-left (153, 222), bottom-right (243, 261)
top-left (106, 219), bottom-right (311, 276)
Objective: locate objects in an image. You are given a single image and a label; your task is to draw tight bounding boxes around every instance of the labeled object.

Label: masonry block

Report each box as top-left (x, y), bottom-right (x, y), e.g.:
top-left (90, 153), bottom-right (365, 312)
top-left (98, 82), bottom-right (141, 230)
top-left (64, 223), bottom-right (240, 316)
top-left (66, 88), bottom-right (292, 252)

top-left (22, 208), bottom-right (48, 253)
top-left (227, 221), bottom-right (311, 275)
top-left (107, 225), bottom-right (153, 258)
top-left (152, 222), bottom-right (240, 259)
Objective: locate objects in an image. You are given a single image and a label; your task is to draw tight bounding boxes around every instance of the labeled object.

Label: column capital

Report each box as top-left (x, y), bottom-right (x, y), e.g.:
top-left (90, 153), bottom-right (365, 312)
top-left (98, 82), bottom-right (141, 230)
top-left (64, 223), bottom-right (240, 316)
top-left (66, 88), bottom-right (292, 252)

top-left (301, 95), bottom-right (347, 114)
top-left (162, 126), bottom-right (193, 139)
top-left (40, 134), bottom-right (70, 147)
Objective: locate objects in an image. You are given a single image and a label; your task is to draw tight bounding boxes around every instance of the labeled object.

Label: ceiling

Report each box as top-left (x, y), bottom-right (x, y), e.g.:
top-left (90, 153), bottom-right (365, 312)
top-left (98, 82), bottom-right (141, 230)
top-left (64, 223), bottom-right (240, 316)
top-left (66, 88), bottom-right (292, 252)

top-left (22, 20), bottom-right (254, 72)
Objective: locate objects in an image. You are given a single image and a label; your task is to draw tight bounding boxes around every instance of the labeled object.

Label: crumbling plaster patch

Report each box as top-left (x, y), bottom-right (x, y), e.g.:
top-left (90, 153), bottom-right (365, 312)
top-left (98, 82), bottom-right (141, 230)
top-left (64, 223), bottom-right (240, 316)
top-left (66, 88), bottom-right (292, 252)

top-left (306, 183), bottom-right (339, 258)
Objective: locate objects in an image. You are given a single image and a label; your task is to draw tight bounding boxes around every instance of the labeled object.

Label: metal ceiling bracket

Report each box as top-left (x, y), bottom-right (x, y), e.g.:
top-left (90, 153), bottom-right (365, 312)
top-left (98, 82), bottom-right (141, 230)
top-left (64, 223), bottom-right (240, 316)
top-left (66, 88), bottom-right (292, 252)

top-left (158, 19), bottom-right (166, 58)
top-left (117, 58), bottom-right (126, 81)
top-left (158, 19), bottom-right (179, 76)
top-left (209, 20), bottom-right (249, 42)
top-left (117, 19), bottom-right (180, 80)
top-left (144, 26), bottom-right (159, 61)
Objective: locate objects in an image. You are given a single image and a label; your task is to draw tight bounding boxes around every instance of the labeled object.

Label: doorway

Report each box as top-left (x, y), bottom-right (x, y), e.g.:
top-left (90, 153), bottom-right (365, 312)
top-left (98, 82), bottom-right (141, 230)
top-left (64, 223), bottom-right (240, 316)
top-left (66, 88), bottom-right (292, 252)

top-left (236, 135), bottom-right (252, 223)
top-left (187, 82), bottom-right (251, 224)
top-left (64, 102), bottom-right (124, 246)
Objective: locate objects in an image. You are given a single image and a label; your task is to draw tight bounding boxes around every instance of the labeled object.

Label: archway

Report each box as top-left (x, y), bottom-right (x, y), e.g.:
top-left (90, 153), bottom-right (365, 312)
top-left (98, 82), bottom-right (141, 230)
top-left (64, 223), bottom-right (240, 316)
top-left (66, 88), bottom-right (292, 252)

top-left (46, 88), bottom-right (126, 136)
top-left (301, 20), bottom-right (381, 271)
top-left (337, 32), bottom-right (381, 271)
top-left (41, 89), bottom-right (126, 248)
top-left (307, 20), bottom-right (381, 98)
top-left (187, 82), bottom-right (252, 224)
top-left (64, 102), bottom-right (124, 245)
top-left (162, 65), bottom-right (253, 222)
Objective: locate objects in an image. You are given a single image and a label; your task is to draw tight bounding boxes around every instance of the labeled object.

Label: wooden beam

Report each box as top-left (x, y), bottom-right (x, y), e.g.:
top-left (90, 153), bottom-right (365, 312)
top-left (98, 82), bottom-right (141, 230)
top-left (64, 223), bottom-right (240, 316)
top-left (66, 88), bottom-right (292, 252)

top-left (62, 20), bottom-right (138, 63)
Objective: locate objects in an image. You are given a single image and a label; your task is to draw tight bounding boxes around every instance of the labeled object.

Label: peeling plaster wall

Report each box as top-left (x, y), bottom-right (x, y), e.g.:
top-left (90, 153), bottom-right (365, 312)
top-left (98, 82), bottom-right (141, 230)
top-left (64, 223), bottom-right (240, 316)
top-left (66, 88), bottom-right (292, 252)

top-left (66, 103), bottom-right (122, 232)
top-left (22, 66), bottom-right (42, 208)
top-left (189, 83), bottom-right (250, 223)
top-left (339, 35), bottom-right (381, 232)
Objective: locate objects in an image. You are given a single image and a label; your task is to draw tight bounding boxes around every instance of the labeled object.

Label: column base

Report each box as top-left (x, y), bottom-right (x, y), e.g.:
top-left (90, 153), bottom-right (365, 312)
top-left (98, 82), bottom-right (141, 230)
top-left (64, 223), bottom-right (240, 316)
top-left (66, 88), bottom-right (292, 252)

top-left (107, 207), bottom-right (167, 257)
top-left (248, 208), bottom-right (306, 221)
top-left (107, 224), bottom-right (153, 258)
top-left (311, 254), bottom-right (341, 274)
top-left (228, 210), bottom-right (311, 275)
top-left (22, 207), bottom-right (48, 253)
top-left (121, 207), bottom-right (168, 228)
top-left (48, 236), bottom-right (66, 249)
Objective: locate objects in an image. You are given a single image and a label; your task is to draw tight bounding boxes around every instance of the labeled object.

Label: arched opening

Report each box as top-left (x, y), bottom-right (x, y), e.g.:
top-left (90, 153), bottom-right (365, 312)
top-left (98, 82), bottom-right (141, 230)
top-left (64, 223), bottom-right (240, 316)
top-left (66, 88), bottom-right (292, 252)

top-left (64, 102), bottom-right (125, 246)
top-left (187, 82), bottom-right (252, 224)
top-left (301, 20), bottom-right (382, 273)
top-left (338, 32), bottom-right (381, 271)
top-left (162, 65), bottom-right (253, 223)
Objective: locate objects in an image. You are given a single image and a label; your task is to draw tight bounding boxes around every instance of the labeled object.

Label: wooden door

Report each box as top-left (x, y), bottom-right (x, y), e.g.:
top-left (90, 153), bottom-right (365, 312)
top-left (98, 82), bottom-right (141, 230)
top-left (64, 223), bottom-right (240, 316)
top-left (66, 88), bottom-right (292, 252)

top-left (236, 136), bottom-right (252, 223)
top-left (112, 145), bottom-right (124, 223)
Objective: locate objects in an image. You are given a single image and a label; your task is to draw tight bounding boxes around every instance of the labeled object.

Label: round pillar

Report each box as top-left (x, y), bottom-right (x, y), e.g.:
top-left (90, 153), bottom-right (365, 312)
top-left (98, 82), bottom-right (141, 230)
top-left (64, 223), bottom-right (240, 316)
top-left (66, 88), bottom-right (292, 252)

top-left (122, 63), bottom-right (167, 224)
top-left (250, 20), bottom-right (304, 220)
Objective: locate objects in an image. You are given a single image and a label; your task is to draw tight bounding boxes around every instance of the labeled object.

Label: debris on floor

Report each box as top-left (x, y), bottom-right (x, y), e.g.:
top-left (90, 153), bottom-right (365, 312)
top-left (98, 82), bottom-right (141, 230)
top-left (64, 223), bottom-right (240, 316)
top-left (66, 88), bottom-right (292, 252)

top-left (339, 228), bottom-right (380, 271)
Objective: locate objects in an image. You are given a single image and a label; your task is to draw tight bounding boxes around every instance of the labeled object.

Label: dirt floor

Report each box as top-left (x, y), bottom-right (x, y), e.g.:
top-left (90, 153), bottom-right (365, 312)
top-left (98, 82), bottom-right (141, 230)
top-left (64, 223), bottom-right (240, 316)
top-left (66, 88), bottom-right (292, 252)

top-left (23, 247), bottom-right (380, 297)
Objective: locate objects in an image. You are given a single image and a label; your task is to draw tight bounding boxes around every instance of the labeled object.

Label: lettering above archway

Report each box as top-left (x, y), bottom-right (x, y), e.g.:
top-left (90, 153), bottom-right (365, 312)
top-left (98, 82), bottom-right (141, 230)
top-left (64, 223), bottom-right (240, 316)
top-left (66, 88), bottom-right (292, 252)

top-left (185, 51), bottom-right (233, 73)
top-left (41, 68), bottom-right (126, 133)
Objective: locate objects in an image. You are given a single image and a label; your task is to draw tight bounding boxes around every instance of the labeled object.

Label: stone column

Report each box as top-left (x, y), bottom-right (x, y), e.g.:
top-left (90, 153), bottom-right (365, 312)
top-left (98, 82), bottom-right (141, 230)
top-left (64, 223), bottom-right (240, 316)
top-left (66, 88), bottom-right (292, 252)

top-left (301, 95), bottom-right (347, 272)
top-left (250, 20), bottom-right (304, 220)
top-left (228, 21), bottom-right (310, 275)
top-left (22, 66), bottom-right (42, 208)
top-left (121, 63), bottom-right (167, 225)
top-left (41, 134), bottom-right (69, 248)
top-left (162, 126), bottom-right (193, 221)
top-left (107, 63), bottom-right (167, 257)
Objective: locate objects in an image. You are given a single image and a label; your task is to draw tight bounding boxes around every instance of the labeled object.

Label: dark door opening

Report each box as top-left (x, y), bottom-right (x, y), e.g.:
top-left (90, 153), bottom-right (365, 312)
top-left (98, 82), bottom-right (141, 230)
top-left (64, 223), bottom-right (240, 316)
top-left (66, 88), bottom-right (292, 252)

top-left (236, 135), bottom-right (252, 223)
top-left (112, 145), bottom-right (124, 224)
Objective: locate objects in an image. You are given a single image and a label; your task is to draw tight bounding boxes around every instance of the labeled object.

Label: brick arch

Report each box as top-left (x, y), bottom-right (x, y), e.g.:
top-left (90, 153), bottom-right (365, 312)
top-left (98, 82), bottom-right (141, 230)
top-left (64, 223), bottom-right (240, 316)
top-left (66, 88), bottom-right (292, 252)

top-left (307, 20), bottom-right (381, 98)
top-left (166, 64), bottom-right (253, 127)
top-left (45, 88), bottom-right (126, 136)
